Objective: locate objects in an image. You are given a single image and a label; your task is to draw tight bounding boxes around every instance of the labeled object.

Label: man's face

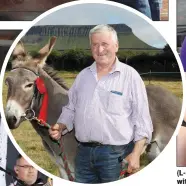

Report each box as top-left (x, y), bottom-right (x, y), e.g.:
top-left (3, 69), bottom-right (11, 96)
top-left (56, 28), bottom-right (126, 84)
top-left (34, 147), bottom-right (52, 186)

top-left (90, 31), bottom-right (118, 67)
top-left (14, 157), bottom-right (38, 185)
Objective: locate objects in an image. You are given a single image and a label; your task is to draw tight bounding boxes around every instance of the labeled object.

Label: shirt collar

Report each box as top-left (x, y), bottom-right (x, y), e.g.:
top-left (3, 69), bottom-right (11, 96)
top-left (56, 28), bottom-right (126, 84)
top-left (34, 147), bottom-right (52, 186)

top-left (88, 57), bottom-right (121, 74)
top-left (89, 61), bottom-right (97, 73)
top-left (109, 57), bottom-right (121, 74)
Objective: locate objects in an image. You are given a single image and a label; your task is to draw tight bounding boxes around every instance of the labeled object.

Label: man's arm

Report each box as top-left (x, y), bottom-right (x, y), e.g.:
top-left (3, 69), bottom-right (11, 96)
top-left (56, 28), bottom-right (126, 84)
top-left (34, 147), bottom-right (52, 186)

top-left (125, 138), bottom-right (146, 173)
top-left (49, 74), bottom-right (80, 140)
top-left (131, 69), bottom-right (153, 144)
top-left (125, 69), bottom-right (153, 173)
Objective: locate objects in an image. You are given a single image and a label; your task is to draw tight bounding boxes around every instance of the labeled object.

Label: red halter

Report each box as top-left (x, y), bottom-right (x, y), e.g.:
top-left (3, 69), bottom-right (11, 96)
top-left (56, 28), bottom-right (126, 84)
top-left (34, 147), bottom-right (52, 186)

top-left (35, 77), bottom-right (48, 126)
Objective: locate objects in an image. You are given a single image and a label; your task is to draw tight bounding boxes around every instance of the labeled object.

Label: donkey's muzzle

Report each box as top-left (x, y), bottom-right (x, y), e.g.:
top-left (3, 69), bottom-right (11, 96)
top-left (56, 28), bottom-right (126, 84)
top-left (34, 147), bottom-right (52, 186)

top-left (6, 115), bottom-right (18, 129)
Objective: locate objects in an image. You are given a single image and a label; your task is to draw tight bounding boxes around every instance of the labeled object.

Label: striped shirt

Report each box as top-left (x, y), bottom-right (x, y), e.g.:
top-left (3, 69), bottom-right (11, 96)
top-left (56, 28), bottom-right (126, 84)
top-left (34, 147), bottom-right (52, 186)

top-left (57, 58), bottom-right (153, 145)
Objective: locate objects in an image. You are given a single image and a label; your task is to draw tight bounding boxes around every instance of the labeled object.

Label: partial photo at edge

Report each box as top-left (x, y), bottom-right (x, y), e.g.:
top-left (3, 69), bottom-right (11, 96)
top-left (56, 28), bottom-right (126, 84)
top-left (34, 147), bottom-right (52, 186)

top-left (0, 116), bottom-right (53, 186)
top-left (0, 0), bottom-right (168, 21)
top-left (177, 0), bottom-right (186, 167)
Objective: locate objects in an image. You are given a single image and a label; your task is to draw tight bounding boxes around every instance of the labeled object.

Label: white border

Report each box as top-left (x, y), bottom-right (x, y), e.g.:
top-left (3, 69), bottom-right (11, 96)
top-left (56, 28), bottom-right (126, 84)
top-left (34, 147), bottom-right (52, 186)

top-left (0, 22), bottom-right (31, 30)
top-left (0, 0), bottom-right (185, 185)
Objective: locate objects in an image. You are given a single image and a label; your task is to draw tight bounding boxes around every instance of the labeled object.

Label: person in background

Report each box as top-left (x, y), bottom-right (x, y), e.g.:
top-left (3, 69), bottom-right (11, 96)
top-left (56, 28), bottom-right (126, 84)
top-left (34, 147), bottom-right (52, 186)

top-left (0, 115), bottom-right (7, 186)
top-left (9, 154), bottom-right (48, 186)
top-left (180, 37), bottom-right (186, 72)
top-left (136, 0), bottom-right (152, 19)
top-left (177, 113), bottom-right (186, 166)
top-left (112, 0), bottom-right (152, 19)
top-left (49, 24), bottom-right (153, 183)
top-left (177, 39), bottom-right (186, 166)
top-left (148, 0), bottom-right (162, 21)
top-left (112, 0), bottom-right (162, 21)
top-left (135, 0), bottom-right (162, 21)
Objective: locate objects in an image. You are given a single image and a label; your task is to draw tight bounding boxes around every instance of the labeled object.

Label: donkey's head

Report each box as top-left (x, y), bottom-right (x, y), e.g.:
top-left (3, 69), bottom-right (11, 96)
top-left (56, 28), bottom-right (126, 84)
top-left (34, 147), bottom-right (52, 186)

top-left (5, 37), bottom-right (56, 129)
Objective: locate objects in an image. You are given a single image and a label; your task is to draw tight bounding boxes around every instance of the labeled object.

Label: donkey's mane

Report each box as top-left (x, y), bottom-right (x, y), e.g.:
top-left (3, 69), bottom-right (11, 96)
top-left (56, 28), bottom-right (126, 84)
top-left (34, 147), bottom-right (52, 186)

top-left (43, 65), bottom-right (69, 91)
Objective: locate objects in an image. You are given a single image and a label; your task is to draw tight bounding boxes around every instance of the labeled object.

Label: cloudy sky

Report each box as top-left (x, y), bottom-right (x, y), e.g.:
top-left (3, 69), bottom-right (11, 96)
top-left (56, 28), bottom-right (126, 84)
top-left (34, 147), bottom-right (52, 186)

top-left (36, 2), bottom-right (167, 48)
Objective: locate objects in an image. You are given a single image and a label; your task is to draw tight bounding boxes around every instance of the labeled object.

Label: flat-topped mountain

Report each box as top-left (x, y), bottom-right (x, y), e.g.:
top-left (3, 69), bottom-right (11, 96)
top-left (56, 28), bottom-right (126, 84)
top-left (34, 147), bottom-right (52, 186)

top-left (23, 24), bottom-right (159, 50)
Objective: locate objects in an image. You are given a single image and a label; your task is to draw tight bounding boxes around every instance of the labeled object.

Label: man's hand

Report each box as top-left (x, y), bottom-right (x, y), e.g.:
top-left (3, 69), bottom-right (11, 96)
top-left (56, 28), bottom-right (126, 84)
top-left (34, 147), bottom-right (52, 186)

top-left (125, 138), bottom-right (146, 173)
top-left (48, 123), bottom-right (66, 140)
top-left (125, 152), bottom-right (140, 174)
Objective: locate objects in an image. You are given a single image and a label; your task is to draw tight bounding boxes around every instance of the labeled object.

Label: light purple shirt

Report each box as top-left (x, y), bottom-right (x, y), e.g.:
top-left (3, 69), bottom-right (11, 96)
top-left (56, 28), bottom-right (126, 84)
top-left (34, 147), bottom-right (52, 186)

top-left (57, 58), bottom-right (153, 145)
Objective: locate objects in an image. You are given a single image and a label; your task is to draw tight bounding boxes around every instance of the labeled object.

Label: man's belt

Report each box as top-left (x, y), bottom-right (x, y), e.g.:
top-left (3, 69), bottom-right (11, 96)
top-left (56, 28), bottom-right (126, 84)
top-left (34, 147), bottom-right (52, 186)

top-left (79, 141), bottom-right (104, 147)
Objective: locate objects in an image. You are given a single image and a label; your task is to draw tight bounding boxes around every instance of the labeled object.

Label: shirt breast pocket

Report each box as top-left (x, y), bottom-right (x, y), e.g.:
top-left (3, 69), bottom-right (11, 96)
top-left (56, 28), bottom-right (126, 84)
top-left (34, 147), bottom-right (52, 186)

top-left (108, 93), bottom-right (130, 115)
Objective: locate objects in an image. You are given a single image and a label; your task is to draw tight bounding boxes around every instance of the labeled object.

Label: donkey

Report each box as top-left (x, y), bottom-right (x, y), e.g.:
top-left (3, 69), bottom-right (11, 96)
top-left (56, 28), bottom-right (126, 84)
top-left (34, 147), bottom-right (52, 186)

top-left (4, 37), bottom-right (182, 180)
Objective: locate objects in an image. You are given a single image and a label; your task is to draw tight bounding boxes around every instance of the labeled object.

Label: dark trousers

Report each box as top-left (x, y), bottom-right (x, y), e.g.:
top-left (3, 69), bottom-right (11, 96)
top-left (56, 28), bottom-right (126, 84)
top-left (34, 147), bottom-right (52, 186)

top-left (148, 0), bottom-right (162, 21)
top-left (111, 0), bottom-right (162, 21)
top-left (112, 0), bottom-right (151, 19)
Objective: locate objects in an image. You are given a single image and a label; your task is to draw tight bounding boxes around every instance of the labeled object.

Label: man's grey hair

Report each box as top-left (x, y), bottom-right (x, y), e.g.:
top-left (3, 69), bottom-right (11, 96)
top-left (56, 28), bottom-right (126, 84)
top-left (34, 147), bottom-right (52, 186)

top-left (89, 24), bottom-right (118, 44)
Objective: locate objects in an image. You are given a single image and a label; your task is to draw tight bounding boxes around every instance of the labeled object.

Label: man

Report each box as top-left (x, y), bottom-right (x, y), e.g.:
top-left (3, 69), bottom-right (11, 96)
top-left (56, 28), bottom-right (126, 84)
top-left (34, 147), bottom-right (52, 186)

top-left (9, 154), bottom-right (45, 186)
top-left (49, 24), bottom-right (153, 183)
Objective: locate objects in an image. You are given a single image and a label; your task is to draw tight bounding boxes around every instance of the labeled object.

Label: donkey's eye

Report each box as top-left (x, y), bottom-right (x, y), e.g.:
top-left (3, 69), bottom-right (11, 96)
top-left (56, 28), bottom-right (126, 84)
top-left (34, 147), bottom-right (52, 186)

top-left (5, 77), bottom-right (11, 86)
top-left (25, 83), bottom-right (33, 88)
top-left (5, 81), bottom-right (9, 91)
top-left (5, 80), bottom-right (8, 86)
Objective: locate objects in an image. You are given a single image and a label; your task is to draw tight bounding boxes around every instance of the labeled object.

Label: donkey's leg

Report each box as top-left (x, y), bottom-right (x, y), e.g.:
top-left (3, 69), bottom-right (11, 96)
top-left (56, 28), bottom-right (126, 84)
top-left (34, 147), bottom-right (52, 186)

top-left (41, 139), bottom-right (69, 180)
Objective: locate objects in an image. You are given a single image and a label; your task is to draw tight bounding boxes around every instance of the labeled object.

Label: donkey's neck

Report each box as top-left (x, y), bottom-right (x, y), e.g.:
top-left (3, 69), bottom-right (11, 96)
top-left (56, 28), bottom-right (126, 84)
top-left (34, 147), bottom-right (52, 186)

top-left (38, 68), bottom-right (69, 125)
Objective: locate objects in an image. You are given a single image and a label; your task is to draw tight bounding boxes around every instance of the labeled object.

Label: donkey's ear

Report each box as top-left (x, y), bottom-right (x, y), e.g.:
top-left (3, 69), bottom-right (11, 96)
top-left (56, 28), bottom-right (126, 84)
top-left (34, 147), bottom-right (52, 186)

top-left (11, 41), bottom-right (26, 67)
top-left (12, 41), bottom-right (26, 57)
top-left (34, 36), bottom-right (57, 68)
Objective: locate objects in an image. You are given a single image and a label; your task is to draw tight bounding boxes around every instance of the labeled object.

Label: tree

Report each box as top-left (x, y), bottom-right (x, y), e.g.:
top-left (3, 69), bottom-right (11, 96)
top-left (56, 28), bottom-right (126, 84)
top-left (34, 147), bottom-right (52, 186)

top-left (163, 44), bottom-right (172, 53)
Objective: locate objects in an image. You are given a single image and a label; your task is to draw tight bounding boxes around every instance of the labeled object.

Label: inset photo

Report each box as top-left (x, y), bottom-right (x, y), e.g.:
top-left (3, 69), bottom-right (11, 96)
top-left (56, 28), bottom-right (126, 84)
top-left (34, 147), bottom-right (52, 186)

top-left (177, 117), bottom-right (186, 167)
top-left (0, 117), bottom-right (53, 186)
top-left (176, 0), bottom-right (186, 167)
top-left (0, 0), bottom-right (168, 21)
top-left (0, 30), bottom-right (21, 68)
top-left (177, 0), bottom-right (186, 56)
top-left (1, 1), bottom-right (181, 184)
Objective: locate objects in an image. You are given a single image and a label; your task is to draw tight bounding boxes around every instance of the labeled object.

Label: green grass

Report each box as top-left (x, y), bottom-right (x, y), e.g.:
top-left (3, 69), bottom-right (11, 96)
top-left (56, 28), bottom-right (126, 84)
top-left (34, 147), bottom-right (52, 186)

top-left (2, 71), bottom-right (183, 177)
top-left (143, 79), bottom-right (183, 99)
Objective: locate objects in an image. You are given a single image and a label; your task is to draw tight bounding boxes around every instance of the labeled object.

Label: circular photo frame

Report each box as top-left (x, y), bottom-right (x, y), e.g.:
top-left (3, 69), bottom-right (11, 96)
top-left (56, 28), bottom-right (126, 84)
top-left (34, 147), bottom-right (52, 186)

top-left (0, 0), bottom-right (184, 185)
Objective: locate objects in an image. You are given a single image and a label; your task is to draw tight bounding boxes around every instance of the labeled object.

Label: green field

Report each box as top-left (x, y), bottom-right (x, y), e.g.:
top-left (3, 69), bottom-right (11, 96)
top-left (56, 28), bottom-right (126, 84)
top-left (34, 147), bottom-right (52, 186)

top-left (2, 71), bottom-right (183, 177)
